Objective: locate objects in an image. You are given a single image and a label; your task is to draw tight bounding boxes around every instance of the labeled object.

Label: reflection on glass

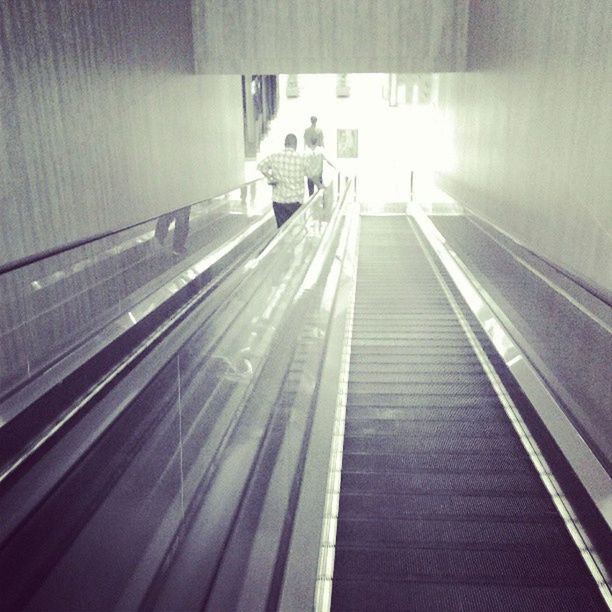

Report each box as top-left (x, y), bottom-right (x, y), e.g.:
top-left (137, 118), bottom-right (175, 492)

top-left (155, 206), bottom-right (191, 255)
top-left (0, 180), bottom-right (273, 405)
top-left (0, 176), bottom-right (355, 610)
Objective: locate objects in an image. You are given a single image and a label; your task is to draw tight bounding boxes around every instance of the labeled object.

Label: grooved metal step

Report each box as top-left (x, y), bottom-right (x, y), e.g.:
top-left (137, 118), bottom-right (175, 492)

top-left (331, 217), bottom-right (606, 611)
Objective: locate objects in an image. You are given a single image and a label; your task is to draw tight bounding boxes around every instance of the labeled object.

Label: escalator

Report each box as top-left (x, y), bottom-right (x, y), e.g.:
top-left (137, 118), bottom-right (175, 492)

top-left (0, 177), bottom-right (353, 611)
top-left (328, 216), bottom-right (609, 611)
top-left (0, 182), bottom-right (276, 488)
top-left (0, 183), bottom-right (609, 611)
top-left (0, 182), bottom-right (272, 404)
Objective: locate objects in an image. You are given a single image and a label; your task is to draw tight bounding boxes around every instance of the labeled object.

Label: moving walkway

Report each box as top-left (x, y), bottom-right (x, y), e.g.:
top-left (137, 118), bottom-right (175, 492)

top-left (0, 176), bottom-right (609, 611)
top-left (321, 215), bottom-right (609, 611)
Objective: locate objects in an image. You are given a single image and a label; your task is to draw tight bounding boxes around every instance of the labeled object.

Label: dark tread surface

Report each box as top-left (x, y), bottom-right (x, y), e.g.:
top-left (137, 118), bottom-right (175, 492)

top-left (331, 217), bottom-right (606, 611)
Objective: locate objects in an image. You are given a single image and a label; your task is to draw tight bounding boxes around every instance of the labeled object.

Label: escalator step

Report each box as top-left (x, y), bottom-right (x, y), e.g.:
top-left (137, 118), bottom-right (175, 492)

top-left (336, 516), bottom-right (569, 548)
top-left (344, 417), bottom-right (516, 438)
top-left (342, 450), bottom-right (534, 474)
top-left (338, 491), bottom-right (558, 521)
top-left (339, 471), bottom-right (543, 495)
top-left (333, 545), bottom-right (590, 585)
top-left (342, 433), bottom-right (525, 454)
top-left (346, 392), bottom-right (500, 407)
top-left (331, 580), bottom-right (604, 612)
top-left (344, 404), bottom-right (508, 421)
top-left (330, 217), bottom-right (604, 611)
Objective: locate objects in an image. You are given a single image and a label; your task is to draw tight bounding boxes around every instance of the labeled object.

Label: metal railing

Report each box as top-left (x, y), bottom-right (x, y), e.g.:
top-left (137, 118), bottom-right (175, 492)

top-left (0, 179), bottom-right (274, 402)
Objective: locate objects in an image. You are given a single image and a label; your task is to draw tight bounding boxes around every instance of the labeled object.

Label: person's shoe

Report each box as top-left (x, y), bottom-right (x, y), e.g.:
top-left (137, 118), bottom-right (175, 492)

top-left (172, 246), bottom-right (188, 256)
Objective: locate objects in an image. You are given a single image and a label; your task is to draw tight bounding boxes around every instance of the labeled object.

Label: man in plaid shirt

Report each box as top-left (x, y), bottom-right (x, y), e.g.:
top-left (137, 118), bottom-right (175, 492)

top-left (257, 133), bottom-right (312, 227)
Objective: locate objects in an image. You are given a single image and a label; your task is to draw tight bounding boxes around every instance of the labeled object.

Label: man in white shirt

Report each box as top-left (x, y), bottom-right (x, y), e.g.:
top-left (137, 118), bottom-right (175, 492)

top-left (257, 134), bottom-right (310, 227)
top-left (304, 116), bottom-right (324, 148)
top-left (305, 142), bottom-right (336, 196)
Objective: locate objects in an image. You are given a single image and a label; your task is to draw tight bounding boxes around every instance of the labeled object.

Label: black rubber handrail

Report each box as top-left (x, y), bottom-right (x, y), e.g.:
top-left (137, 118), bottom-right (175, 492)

top-left (0, 178), bottom-right (265, 276)
top-left (0, 176), bottom-right (341, 484)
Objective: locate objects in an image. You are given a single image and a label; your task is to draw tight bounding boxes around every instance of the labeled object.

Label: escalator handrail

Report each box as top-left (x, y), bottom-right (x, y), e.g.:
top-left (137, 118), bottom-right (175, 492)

top-left (0, 178), bottom-right (354, 612)
top-left (0, 174), bottom-right (350, 490)
top-left (0, 178), bottom-right (266, 276)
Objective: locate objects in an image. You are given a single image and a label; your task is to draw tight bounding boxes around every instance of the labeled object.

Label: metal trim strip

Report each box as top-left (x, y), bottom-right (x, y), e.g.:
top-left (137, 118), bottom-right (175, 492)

top-left (274, 187), bottom-right (360, 612)
top-left (313, 223), bottom-right (359, 612)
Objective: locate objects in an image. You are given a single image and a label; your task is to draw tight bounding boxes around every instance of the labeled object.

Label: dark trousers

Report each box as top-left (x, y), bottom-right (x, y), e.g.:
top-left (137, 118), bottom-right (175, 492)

top-left (155, 206), bottom-right (191, 250)
top-left (273, 202), bottom-right (301, 228)
top-left (307, 174), bottom-right (323, 196)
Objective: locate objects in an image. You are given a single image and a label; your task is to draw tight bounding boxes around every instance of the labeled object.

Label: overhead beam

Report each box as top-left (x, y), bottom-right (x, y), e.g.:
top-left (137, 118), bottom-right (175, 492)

top-left (192, 0), bottom-right (469, 74)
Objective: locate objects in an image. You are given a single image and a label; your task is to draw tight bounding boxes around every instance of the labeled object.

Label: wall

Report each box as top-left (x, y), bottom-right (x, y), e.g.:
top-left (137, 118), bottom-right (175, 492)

top-left (436, 0), bottom-right (612, 296)
top-left (192, 0), bottom-right (469, 74)
top-left (0, 1), bottom-right (245, 267)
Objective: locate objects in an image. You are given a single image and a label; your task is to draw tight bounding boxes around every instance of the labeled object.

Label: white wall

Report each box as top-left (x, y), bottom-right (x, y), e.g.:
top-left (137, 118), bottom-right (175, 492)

top-left (436, 0), bottom-right (612, 296)
top-left (0, 1), bottom-right (245, 267)
top-left (192, 0), bottom-right (469, 74)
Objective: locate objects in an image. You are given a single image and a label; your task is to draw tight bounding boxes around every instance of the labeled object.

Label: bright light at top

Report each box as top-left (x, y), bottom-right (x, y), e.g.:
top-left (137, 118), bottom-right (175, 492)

top-left (252, 73), bottom-right (457, 211)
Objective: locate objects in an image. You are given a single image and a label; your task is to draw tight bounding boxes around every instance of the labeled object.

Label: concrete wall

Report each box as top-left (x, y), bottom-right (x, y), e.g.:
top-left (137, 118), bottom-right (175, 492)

top-left (0, 1), bottom-right (245, 267)
top-left (192, 0), bottom-right (469, 74)
top-left (436, 0), bottom-right (612, 296)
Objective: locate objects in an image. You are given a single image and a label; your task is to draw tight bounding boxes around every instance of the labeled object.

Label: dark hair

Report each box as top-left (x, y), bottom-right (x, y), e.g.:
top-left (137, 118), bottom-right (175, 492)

top-left (285, 133), bottom-right (297, 148)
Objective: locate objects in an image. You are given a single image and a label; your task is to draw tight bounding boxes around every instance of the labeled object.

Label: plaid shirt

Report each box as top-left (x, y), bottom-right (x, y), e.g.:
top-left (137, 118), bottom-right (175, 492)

top-left (257, 149), bottom-right (311, 203)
